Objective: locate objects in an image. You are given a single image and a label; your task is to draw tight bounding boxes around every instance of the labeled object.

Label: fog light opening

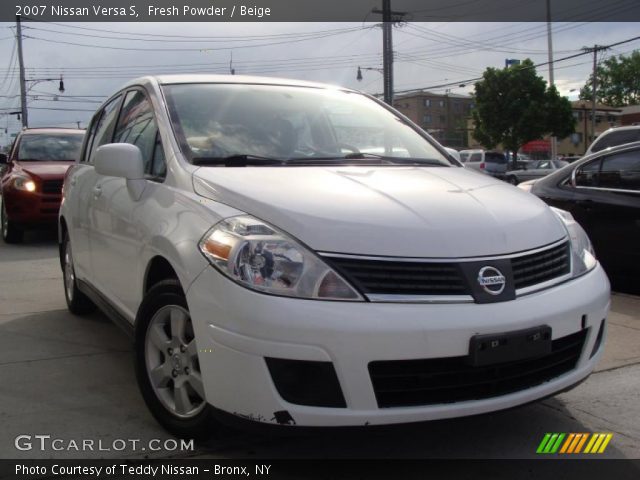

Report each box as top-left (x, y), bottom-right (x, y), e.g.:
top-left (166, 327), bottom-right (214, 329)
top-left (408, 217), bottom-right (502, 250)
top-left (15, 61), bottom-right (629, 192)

top-left (590, 319), bottom-right (606, 359)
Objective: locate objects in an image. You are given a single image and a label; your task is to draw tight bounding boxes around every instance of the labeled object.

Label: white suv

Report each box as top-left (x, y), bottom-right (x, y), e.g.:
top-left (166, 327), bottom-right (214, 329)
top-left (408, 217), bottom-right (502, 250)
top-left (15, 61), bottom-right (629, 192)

top-left (59, 75), bottom-right (610, 438)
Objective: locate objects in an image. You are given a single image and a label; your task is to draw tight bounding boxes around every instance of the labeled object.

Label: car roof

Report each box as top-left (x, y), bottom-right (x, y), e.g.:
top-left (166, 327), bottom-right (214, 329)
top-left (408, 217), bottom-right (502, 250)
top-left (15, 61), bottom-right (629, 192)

top-left (599, 125), bottom-right (640, 133)
top-left (20, 128), bottom-right (85, 135)
top-left (120, 74), bottom-right (355, 93)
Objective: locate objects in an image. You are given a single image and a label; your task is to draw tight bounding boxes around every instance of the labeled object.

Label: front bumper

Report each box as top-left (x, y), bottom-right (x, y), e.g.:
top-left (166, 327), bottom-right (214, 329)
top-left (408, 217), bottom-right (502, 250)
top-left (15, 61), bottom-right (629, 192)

top-left (186, 264), bottom-right (610, 427)
top-left (2, 188), bottom-right (61, 225)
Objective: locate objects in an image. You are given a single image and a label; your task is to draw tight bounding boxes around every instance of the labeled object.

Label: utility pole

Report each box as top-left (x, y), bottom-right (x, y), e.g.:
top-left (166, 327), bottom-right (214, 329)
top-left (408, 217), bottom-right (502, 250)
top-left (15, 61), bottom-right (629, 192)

top-left (582, 44), bottom-right (608, 144)
top-left (591, 45), bottom-right (597, 143)
top-left (372, 1), bottom-right (404, 105)
top-left (15, 16), bottom-right (28, 128)
top-left (546, 0), bottom-right (557, 161)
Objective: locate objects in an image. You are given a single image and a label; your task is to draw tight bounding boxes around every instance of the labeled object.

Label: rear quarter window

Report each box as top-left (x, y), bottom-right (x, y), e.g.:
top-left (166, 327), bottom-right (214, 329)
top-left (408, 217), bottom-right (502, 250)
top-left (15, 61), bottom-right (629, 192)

top-left (591, 129), bottom-right (640, 153)
top-left (485, 153), bottom-right (507, 164)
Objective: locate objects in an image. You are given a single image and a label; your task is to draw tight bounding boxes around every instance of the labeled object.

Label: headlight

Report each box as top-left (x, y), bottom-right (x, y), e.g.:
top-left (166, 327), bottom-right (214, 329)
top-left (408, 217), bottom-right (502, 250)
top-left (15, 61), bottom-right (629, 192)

top-left (550, 207), bottom-right (597, 277)
top-left (199, 215), bottom-right (363, 301)
top-left (13, 175), bottom-right (36, 192)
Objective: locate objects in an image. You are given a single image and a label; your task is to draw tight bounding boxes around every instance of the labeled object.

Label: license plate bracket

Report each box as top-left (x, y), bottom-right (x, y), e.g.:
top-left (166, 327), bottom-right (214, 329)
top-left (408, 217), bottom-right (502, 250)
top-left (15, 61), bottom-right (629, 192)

top-left (468, 326), bottom-right (552, 367)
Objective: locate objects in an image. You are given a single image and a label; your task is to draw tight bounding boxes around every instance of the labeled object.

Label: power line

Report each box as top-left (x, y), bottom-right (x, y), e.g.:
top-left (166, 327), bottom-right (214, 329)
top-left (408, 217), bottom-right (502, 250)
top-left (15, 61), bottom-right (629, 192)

top-left (392, 34), bottom-right (640, 95)
top-left (24, 25), bottom-right (368, 44)
top-left (25, 20), bottom-right (365, 40)
top-left (22, 26), bottom-right (373, 52)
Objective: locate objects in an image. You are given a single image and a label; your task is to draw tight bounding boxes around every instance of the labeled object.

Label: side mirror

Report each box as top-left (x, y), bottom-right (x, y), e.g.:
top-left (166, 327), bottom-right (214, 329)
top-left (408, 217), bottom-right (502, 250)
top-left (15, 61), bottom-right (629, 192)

top-left (95, 143), bottom-right (144, 179)
top-left (94, 143), bottom-right (146, 200)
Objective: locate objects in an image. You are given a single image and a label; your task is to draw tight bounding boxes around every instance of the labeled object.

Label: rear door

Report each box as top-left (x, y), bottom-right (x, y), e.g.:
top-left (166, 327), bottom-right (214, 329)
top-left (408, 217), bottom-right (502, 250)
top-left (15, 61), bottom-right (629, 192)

top-left (65, 94), bottom-right (123, 281)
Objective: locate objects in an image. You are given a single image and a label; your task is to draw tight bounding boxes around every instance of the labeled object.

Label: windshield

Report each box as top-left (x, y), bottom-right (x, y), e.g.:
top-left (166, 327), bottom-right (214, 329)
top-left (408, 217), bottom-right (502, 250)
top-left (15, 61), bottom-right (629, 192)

top-left (17, 133), bottom-right (84, 162)
top-left (163, 83), bottom-right (452, 166)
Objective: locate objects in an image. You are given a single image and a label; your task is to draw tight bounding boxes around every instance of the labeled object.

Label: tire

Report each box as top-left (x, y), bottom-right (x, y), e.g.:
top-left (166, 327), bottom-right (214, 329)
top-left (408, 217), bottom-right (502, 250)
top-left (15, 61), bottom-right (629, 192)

top-left (507, 176), bottom-right (519, 185)
top-left (135, 279), bottom-right (214, 439)
top-left (62, 232), bottom-right (96, 315)
top-left (1, 201), bottom-right (23, 244)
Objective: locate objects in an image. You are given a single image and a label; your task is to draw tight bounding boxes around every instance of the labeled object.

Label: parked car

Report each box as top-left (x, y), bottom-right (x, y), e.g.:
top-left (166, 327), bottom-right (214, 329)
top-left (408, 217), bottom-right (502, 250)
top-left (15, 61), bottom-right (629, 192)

top-left (505, 159), bottom-right (569, 185)
top-left (1, 128), bottom-right (85, 243)
top-left (585, 125), bottom-right (640, 156)
top-left (530, 141), bottom-right (640, 294)
top-left (60, 75), bottom-right (609, 437)
top-left (459, 149), bottom-right (508, 178)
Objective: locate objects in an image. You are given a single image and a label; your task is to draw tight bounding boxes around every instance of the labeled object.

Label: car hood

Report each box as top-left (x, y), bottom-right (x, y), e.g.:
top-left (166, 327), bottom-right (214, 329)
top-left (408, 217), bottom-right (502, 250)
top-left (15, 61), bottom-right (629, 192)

top-left (16, 162), bottom-right (73, 179)
top-left (193, 166), bottom-right (567, 257)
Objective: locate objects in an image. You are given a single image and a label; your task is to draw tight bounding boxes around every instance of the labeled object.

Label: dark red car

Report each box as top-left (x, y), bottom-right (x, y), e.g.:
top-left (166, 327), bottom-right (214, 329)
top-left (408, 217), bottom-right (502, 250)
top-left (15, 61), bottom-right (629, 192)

top-left (1, 128), bottom-right (85, 243)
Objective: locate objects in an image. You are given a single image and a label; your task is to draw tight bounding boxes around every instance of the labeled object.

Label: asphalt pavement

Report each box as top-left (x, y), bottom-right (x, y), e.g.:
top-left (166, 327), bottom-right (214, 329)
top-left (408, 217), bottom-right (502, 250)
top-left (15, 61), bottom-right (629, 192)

top-left (0, 228), bottom-right (638, 460)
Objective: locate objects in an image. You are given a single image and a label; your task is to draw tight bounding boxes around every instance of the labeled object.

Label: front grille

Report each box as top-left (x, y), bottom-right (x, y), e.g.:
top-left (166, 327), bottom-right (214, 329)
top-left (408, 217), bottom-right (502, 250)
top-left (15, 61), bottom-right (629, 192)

top-left (324, 241), bottom-right (571, 299)
top-left (325, 258), bottom-right (468, 296)
top-left (369, 329), bottom-right (586, 408)
top-left (512, 242), bottom-right (570, 289)
top-left (42, 179), bottom-right (63, 195)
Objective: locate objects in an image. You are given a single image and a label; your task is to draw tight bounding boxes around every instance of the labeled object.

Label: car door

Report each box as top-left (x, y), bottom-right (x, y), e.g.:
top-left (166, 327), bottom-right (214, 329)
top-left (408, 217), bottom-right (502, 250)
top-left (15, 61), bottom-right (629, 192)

top-left (65, 94), bottom-right (123, 281)
top-left (571, 147), bottom-right (640, 283)
top-left (89, 88), bottom-right (166, 318)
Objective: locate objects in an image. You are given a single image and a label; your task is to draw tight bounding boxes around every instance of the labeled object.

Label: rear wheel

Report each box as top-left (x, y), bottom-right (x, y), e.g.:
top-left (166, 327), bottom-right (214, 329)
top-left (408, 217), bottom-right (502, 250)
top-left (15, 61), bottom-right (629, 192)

top-left (1, 201), bottom-right (23, 244)
top-left (62, 233), bottom-right (96, 314)
top-left (135, 280), bottom-right (214, 438)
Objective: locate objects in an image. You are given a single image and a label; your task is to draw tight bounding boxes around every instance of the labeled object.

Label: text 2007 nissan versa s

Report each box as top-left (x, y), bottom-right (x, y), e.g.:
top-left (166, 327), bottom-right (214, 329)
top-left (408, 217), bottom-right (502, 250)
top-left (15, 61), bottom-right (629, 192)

top-left (59, 75), bottom-right (610, 437)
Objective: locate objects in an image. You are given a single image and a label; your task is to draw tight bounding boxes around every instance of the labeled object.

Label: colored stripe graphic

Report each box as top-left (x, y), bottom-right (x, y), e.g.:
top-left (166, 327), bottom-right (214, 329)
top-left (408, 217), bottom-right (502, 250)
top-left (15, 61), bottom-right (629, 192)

top-left (560, 433), bottom-right (575, 453)
top-left (574, 433), bottom-right (589, 453)
top-left (537, 433), bottom-right (552, 454)
top-left (537, 433), bottom-right (613, 454)
top-left (597, 434), bottom-right (613, 453)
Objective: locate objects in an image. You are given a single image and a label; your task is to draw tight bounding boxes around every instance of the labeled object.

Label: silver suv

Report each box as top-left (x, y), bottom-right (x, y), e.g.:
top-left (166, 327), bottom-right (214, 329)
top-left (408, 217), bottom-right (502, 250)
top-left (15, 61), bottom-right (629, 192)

top-left (459, 149), bottom-right (508, 178)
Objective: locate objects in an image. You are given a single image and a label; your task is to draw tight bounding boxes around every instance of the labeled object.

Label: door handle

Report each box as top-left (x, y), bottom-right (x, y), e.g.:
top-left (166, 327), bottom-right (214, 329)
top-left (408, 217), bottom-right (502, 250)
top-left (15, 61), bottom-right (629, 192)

top-left (92, 186), bottom-right (102, 198)
top-left (69, 177), bottom-right (77, 186)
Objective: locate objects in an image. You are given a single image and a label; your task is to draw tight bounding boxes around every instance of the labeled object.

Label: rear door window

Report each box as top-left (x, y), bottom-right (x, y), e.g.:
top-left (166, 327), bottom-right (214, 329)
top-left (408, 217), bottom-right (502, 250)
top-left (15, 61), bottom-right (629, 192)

top-left (598, 149), bottom-right (640, 191)
top-left (88, 94), bottom-right (123, 163)
top-left (591, 129), bottom-right (640, 153)
top-left (485, 152), bottom-right (506, 164)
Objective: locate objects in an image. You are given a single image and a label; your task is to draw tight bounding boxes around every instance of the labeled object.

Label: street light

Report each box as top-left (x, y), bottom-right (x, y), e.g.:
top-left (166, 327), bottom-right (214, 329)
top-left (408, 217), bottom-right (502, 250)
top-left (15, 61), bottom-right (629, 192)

top-left (357, 66), bottom-right (384, 82)
top-left (26, 75), bottom-right (65, 94)
top-left (20, 76), bottom-right (65, 127)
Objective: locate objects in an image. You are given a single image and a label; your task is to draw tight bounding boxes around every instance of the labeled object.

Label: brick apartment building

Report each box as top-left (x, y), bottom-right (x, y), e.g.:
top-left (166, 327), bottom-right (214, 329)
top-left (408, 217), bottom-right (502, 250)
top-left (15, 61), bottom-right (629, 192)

top-left (393, 91), bottom-right (474, 149)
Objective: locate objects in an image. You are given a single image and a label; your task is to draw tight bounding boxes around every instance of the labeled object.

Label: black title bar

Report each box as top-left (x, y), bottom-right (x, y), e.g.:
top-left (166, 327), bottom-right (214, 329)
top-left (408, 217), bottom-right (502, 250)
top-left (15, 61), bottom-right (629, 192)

top-left (3, 0), bottom-right (640, 22)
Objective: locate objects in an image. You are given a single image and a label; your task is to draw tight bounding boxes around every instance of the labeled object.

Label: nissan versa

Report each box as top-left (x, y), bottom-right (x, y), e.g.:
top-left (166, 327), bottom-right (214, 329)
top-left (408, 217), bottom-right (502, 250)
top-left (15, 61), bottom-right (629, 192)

top-left (58, 75), bottom-right (610, 437)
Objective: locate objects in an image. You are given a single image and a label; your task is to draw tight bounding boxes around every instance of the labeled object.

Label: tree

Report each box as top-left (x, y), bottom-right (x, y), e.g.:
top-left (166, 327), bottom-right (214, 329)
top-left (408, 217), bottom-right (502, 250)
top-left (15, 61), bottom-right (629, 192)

top-left (579, 51), bottom-right (640, 107)
top-left (472, 59), bottom-right (575, 167)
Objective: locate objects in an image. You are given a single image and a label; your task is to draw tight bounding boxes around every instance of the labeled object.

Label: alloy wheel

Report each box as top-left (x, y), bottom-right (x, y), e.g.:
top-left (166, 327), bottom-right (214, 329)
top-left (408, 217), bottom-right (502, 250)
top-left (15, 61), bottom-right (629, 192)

top-left (144, 305), bottom-right (205, 418)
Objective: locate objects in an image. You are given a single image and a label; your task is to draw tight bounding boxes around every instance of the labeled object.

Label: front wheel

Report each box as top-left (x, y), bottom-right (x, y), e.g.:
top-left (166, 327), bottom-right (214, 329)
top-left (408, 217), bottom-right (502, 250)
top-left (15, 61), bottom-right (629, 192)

top-left (507, 175), bottom-right (519, 185)
top-left (1, 201), bottom-right (23, 244)
top-left (135, 280), bottom-right (214, 438)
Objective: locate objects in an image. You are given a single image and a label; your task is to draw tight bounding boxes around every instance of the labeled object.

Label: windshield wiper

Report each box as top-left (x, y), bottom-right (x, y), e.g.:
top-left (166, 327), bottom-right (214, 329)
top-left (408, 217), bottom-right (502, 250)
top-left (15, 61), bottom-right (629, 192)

top-left (286, 153), bottom-right (448, 167)
top-left (192, 154), bottom-right (285, 166)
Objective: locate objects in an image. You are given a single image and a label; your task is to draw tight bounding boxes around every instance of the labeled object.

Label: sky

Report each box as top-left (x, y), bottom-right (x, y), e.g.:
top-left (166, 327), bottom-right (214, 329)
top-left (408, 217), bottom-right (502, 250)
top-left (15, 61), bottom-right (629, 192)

top-left (0, 19), bottom-right (638, 147)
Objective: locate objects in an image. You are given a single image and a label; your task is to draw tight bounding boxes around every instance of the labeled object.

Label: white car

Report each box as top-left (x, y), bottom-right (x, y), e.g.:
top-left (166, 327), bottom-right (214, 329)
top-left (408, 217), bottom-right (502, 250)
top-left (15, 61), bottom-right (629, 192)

top-left (59, 75), bottom-right (610, 437)
top-left (585, 125), bottom-right (640, 156)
